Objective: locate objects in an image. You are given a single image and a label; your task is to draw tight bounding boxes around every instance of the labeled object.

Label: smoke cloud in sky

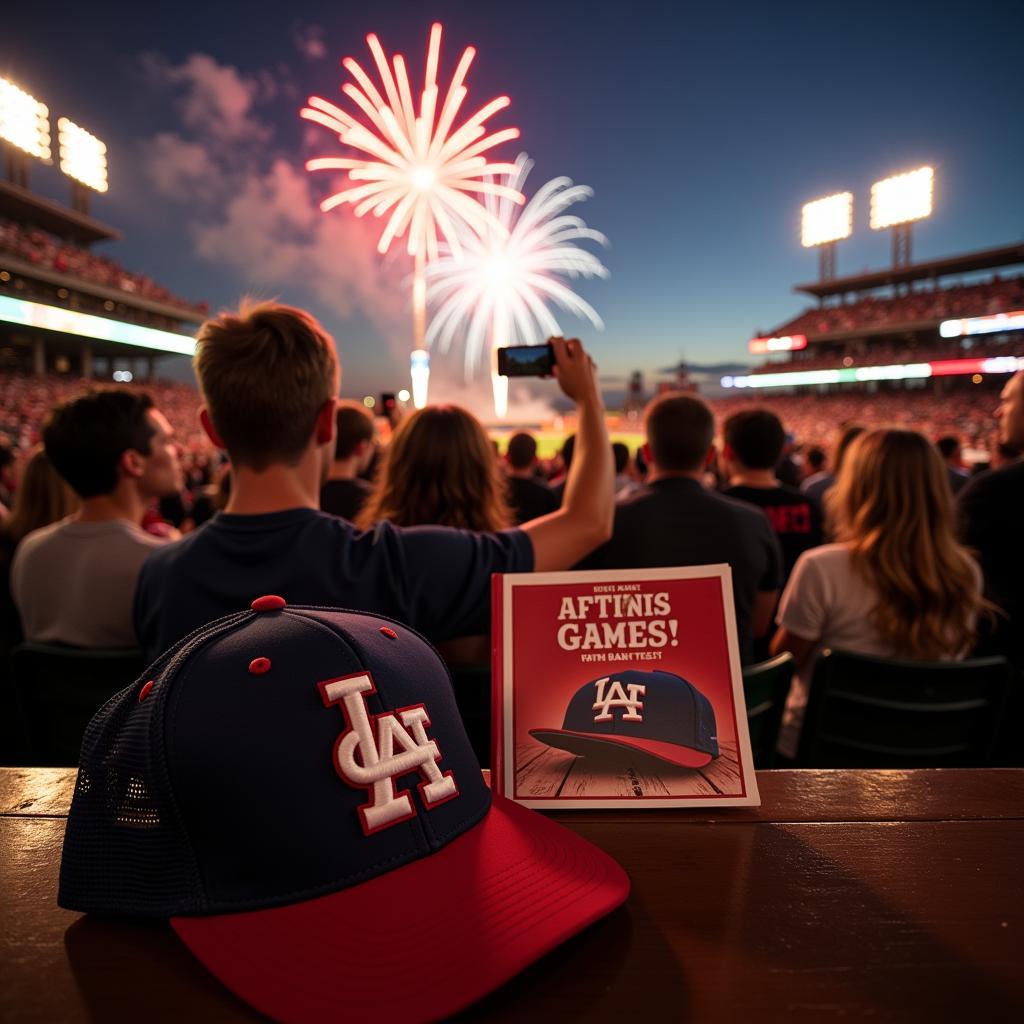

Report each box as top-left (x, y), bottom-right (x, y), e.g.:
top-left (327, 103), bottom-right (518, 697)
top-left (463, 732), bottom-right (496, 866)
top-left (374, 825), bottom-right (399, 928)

top-left (138, 50), bottom-right (411, 391)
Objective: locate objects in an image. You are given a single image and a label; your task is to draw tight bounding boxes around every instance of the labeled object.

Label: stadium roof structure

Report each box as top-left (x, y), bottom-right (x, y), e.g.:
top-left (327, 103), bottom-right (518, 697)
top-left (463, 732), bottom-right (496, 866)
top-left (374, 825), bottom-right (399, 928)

top-left (0, 249), bottom-right (205, 325)
top-left (794, 242), bottom-right (1024, 299)
top-left (0, 178), bottom-right (120, 244)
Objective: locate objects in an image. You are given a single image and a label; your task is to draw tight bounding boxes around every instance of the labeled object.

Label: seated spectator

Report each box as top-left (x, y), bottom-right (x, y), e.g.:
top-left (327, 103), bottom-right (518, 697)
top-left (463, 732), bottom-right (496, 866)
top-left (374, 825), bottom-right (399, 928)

top-left (773, 429), bottom-right (986, 758)
top-left (937, 435), bottom-right (970, 494)
top-left (320, 400), bottom-right (376, 521)
top-left (11, 391), bottom-right (181, 648)
top-left (721, 408), bottom-right (823, 583)
top-left (133, 305), bottom-right (612, 662)
top-left (0, 445), bottom-right (15, 509)
top-left (775, 432), bottom-right (801, 488)
top-left (0, 448), bottom-right (79, 656)
top-left (803, 424), bottom-right (865, 509)
top-left (550, 434), bottom-right (576, 505)
top-left (185, 464), bottom-right (231, 532)
top-left (801, 446), bottom-right (828, 490)
top-left (358, 405), bottom-right (512, 532)
top-left (990, 437), bottom-right (1022, 471)
top-left (505, 432), bottom-right (558, 525)
top-left (959, 370), bottom-right (1024, 667)
top-left (577, 393), bottom-right (783, 663)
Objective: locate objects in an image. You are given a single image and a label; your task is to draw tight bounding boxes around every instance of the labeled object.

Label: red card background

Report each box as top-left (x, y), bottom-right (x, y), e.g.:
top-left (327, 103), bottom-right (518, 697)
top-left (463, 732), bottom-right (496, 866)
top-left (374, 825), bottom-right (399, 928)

top-left (511, 575), bottom-right (740, 753)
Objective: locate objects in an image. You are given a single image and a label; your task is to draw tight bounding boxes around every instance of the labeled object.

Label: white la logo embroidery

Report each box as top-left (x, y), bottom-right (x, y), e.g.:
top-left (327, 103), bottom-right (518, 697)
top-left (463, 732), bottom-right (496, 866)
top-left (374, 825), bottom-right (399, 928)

top-left (319, 672), bottom-right (459, 834)
top-left (592, 676), bottom-right (647, 723)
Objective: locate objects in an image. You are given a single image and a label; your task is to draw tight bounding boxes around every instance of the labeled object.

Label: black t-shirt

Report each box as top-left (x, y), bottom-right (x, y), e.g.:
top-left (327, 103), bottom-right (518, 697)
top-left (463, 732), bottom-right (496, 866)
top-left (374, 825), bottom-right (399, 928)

top-left (958, 461), bottom-right (1024, 667)
top-left (507, 475), bottom-right (559, 525)
top-left (320, 477), bottom-right (373, 522)
top-left (133, 508), bottom-right (533, 663)
top-left (723, 484), bottom-right (823, 582)
top-left (575, 477), bottom-right (783, 663)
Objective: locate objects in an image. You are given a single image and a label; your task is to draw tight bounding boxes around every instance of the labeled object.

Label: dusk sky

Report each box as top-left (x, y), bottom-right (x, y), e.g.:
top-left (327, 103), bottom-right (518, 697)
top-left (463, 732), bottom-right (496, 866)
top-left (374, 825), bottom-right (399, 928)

top-left (5, 0), bottom-right (1023, 400)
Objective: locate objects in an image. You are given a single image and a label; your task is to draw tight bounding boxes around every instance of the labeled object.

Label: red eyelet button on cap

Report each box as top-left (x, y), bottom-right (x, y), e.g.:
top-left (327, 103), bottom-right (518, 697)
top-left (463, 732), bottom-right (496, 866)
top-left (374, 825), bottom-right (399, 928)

top-left (249, 657), bottom-right (272, 676)
top-left (379, 627), bottom-right (398, 639)
top-left (138, 680), bottom-right (154, 703)
top-left (251, 595), bottom-right (286, 613)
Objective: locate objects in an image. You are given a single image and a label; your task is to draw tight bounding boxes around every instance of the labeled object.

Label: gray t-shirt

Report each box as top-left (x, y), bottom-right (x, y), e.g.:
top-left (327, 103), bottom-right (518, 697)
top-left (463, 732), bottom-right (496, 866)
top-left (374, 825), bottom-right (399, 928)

top-left (11, 518), bottom-right (169, 649)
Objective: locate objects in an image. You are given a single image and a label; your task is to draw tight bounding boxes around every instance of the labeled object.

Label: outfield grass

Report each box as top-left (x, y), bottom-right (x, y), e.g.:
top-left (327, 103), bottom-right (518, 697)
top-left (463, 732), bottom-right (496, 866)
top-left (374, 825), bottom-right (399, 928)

top-left (490, 429), bottom-right (645, 459)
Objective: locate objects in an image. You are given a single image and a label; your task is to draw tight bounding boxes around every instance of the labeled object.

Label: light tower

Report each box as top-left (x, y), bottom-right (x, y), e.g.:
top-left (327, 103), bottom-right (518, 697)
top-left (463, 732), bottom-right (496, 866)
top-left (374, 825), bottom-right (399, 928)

top-left (801, 192), bottom-right (853, 282)
top-left (869, 166), bottom-right (934, 268)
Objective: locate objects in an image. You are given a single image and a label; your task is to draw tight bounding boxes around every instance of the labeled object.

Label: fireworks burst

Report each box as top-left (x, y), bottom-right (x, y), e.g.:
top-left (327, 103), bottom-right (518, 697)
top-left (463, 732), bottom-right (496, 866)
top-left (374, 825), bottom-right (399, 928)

top-left (301, 24), bottom-right (523, 407)
top-left (425, 153), bottom-right (608, 414)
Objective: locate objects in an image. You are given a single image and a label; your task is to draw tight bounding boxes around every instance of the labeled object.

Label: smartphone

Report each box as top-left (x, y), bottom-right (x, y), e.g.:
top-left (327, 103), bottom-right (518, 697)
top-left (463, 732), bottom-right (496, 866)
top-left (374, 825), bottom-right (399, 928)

top-left (496, 343), bottom-right (554, 377)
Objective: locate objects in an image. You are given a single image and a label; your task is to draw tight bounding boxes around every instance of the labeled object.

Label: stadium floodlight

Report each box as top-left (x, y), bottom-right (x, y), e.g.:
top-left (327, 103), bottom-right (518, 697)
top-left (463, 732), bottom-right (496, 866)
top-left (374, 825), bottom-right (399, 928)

top-left (0, 77), bottom-right (51, 161)
top-left (748, 334), bottom-right (808, 355)
top-left (58, 118), bottom-right (108, 193)
top-left (870, 166), bottom-right (933, 230)
top-left (0, 295), bottom-right (195, 355)
top-left (801, 193), bottom-right (853, 248)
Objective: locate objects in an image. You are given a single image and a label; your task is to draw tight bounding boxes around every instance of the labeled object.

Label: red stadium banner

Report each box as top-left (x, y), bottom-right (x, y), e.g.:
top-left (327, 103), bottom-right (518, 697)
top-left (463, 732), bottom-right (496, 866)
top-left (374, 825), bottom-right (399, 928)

top-left (491, 566), bottom-right (760, 808)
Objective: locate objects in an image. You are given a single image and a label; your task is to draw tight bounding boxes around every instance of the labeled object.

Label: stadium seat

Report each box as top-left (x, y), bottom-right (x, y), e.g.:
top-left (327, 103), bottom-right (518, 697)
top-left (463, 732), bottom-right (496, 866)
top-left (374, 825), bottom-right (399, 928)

top-left (742, 653), bottom-right (794, 769)
top-left (8, 643), bottom-right (144, 766)
top-left (795, 649), bottom-right (1014, 768)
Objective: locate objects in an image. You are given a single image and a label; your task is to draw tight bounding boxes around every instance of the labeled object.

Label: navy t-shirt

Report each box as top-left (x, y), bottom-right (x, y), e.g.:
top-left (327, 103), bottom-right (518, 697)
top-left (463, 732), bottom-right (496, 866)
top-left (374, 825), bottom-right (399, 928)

top-left (575, 477), bottom-right (783, 663)
top-left (133, 509), bottom-right (533, 663)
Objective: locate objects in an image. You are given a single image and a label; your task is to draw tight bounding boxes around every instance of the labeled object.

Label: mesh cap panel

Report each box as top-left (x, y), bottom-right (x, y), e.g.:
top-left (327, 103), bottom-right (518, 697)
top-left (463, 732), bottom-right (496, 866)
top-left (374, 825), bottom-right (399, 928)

top-left (58, 613), bottom-right (250, 916)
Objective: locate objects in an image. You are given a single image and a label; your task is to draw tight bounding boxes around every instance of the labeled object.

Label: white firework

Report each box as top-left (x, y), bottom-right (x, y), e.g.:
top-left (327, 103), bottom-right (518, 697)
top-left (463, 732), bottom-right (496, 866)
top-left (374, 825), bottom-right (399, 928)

top-left (426, 153), bottom-right (608, 386)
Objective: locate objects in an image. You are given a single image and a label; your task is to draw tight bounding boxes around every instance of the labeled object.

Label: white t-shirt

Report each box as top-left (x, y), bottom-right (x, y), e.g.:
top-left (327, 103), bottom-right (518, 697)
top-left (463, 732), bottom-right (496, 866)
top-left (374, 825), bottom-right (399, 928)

top-left (11, 517), bottom-right (169, 649)
top-left (774, 542), bottom-right (979, 758)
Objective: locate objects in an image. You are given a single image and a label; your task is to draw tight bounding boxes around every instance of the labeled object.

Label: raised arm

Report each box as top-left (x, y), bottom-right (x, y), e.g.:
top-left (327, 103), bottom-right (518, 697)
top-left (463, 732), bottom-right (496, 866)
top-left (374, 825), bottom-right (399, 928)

top-left (521, 337), bottom-right (614, 571)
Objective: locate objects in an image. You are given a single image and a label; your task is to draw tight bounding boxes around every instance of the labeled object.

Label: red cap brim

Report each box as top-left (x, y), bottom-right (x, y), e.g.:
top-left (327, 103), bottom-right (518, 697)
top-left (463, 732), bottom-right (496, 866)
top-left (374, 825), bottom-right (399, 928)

top-left (529, 728), bottom-right (714, 769)
top-left (171, 795), bottom-right (628, 1022)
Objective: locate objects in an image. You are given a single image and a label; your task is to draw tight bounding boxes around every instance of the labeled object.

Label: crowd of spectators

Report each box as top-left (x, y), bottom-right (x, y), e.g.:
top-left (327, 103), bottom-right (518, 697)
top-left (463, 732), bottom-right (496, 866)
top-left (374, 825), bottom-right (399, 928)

top-left (0, 310), bottom-right (1021, 765)
top-left (0, 218), bottom-right (208, 315)
top-left (770, 275), bottom-right (1024, 339)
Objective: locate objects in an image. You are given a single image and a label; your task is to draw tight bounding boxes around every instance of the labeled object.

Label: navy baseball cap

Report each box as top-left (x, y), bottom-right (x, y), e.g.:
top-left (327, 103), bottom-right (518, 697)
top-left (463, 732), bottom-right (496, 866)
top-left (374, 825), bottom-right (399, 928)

top-left (530, 669), bottom-right (720, 769)
top-left (58, 597), bottom-right (629, 1022)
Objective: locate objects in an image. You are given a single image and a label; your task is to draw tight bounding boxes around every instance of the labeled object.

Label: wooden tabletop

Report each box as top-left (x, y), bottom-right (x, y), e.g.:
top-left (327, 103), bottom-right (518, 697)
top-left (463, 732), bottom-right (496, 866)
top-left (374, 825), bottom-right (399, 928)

top-left (2, 767), bottom-right (1022, 1022)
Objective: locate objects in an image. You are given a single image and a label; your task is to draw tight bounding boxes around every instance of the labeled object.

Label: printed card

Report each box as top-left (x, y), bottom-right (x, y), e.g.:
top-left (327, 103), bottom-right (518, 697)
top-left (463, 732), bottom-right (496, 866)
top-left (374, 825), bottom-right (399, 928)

top-left (492, 566), bottom-right (760, 808)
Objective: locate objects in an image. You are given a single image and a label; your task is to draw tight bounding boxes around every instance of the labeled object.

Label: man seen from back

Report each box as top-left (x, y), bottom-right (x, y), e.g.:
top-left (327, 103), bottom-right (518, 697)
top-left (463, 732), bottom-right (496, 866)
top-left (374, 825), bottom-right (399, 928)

top-left (505, 432), bottom-right (558, 524)
top-left (721, 408), bottom-right (823, 582)
top-left (134, 302), bottom-right (613, 662)
top-left (319, 400), bottom-right (376, 521)
top-left (576, 392), bottom-right (783, 663)
top-left (958, 370), bottom-right (1024, 667)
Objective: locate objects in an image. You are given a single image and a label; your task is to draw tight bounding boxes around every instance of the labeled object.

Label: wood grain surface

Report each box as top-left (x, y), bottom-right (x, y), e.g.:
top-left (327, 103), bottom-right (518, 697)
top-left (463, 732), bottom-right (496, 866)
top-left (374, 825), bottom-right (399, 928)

top-left (515, 740), bottom-right (743, 798)
top-left (2, 768), bottom-right (1022, 1021)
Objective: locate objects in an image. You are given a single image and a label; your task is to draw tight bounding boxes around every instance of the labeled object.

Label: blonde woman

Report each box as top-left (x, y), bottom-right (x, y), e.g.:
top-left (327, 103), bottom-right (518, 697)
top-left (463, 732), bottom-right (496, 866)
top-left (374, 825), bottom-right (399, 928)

top-left (771, 428), bottom-right (985, 758)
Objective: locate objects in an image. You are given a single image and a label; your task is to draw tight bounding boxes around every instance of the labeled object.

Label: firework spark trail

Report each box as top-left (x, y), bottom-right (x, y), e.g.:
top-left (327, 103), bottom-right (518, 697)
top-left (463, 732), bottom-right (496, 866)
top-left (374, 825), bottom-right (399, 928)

top-left (425, 153), bottom-right (608, 410)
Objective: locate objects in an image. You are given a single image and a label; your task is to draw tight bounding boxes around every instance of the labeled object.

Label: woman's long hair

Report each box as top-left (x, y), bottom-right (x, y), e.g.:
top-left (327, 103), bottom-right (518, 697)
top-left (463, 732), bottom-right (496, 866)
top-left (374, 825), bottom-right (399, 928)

top-left (826, 429), bottom-right (982, 659)
top-left (1, 448), bottom-right (79, 546)
top-left (357, 405), bottom-right (512, 532)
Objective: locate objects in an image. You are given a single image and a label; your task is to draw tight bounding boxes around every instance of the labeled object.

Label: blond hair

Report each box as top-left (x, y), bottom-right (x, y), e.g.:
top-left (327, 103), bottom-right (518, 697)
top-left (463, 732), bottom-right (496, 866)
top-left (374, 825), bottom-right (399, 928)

top-left (194, 301), bottom-right (339, 470)
top-left (827, 429), bottom-right (983, 659)
top-left (357, 405), bottom-right (512, 532)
